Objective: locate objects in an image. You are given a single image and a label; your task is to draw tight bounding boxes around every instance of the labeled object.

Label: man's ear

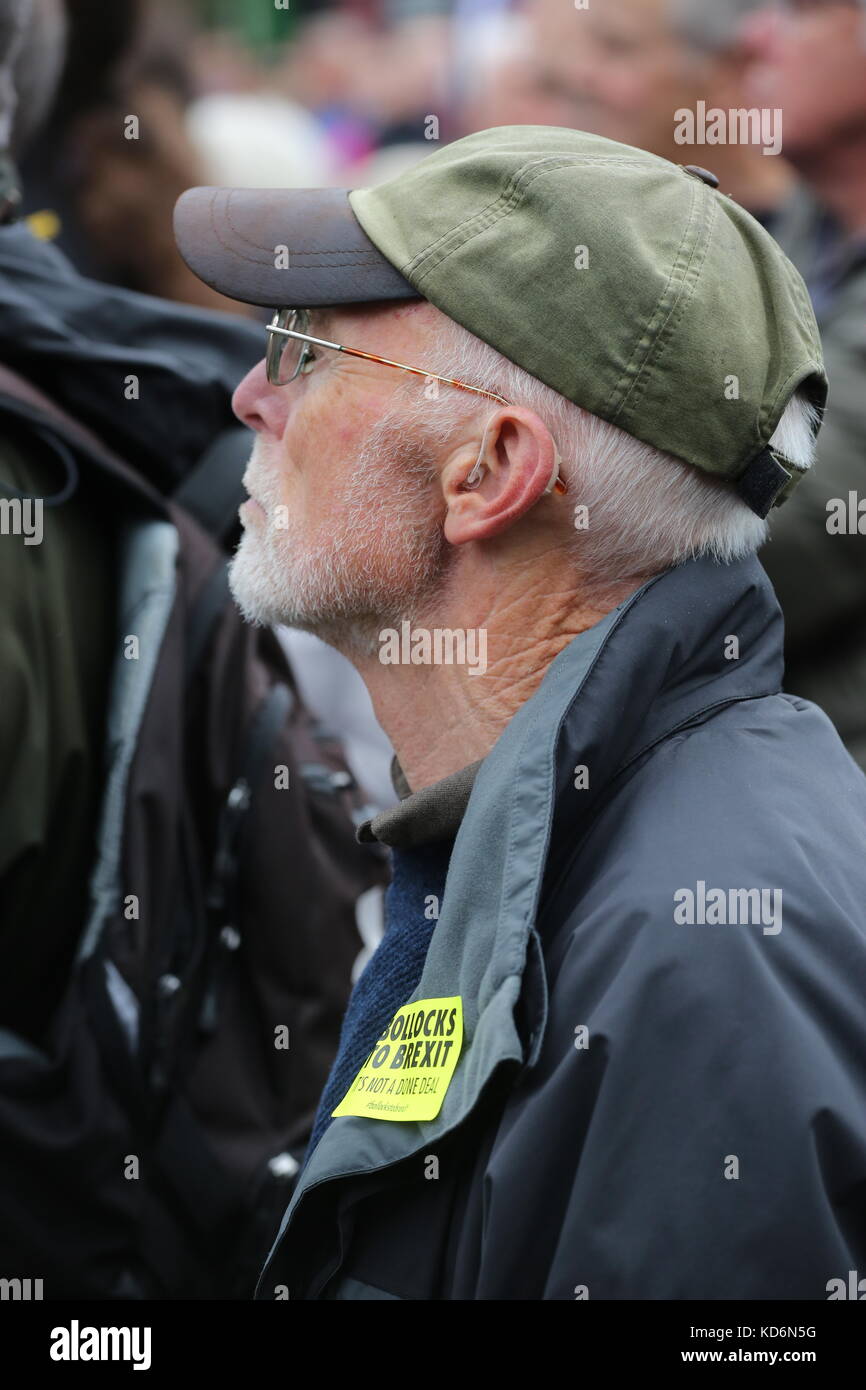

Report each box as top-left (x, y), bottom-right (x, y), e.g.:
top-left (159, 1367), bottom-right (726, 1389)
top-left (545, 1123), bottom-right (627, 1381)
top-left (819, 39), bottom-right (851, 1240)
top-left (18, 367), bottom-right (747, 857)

top-left (442, 406), bottom-right (564, 544)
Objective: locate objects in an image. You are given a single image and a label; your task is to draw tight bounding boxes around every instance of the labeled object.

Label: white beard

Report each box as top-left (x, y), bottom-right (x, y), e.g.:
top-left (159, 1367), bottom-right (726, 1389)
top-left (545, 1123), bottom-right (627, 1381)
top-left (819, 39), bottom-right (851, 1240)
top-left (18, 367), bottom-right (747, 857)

top-left (229, 412), bottom-right (451, 655)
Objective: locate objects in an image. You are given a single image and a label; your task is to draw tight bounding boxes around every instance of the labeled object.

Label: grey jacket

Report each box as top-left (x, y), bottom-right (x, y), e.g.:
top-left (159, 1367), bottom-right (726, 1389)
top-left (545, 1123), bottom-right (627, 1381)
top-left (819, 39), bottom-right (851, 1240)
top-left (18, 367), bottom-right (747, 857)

top-left (258, 553), bottom-right (866, 1300)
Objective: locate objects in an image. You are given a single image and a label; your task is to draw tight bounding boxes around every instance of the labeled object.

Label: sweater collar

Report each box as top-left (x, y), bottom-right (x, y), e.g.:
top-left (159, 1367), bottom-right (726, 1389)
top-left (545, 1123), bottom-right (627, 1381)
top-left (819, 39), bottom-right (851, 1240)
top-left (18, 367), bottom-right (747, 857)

top-left (356, 757), bottom-right (483, 849)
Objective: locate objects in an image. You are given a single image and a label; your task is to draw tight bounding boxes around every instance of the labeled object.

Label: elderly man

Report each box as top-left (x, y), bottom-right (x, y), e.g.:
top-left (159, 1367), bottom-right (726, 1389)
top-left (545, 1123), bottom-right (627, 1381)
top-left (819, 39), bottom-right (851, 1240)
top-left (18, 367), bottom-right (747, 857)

top-left (174, 127), bottom-right (866, 1300)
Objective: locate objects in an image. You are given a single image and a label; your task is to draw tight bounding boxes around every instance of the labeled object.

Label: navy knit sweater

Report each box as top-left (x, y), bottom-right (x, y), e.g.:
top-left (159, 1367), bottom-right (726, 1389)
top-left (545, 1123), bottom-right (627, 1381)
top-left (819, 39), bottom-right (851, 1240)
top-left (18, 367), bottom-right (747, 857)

top-left (304, 838), bottom-right (453, 1165)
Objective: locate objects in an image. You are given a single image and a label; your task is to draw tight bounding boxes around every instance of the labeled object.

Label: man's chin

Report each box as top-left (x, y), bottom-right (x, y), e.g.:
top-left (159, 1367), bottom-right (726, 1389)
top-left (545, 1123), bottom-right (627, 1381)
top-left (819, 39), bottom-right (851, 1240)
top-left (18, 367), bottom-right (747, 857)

top-left (228, 542), bottom-right (291, 629)
top-left (227, 510), bottom-right (450, 655)
top-left (228, 538), bottom-right (375, 650)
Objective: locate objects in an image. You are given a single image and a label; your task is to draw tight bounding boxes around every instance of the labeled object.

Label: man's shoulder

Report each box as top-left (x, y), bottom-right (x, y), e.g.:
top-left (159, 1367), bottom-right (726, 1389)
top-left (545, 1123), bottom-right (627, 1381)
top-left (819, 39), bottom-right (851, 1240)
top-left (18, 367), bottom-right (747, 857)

top-left (545, 690), bottom-right (866, 963)
top-left (614, 687), bottom-right (866, 841)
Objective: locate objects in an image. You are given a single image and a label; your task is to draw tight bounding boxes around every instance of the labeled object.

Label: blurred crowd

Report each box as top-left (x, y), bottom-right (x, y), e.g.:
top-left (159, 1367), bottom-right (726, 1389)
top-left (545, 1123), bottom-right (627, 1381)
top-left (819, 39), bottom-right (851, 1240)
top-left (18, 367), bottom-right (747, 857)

top-left (7, 0), bottom-right (809, 302)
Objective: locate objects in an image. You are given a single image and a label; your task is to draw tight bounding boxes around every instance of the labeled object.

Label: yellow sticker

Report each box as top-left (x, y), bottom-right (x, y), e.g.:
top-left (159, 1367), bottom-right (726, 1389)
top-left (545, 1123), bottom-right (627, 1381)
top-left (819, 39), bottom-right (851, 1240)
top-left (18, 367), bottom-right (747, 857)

top-left (25, 209), bottom-right (62, 242)
top-left (332, 996), bottom-right (463, 1123)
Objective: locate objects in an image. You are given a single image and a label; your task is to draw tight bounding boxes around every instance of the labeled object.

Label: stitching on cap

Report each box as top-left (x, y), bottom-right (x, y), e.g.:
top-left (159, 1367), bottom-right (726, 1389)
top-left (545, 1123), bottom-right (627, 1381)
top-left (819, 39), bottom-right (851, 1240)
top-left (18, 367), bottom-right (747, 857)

top-left (208, 191), bottom-right (387, 269)
top-left (221, 189), bottom-right (351, 258)
top-left (205, 193), bottom-right (271, 267)
top-left (406, 155), bottom-right (653, 282)
top-left (604, 179), bottom-right (705, 424)
top-left (407, 155), bottom-right (654, 280)
top-left (406, 156), bottom-right (577, 277)
top-left (277, 251), bottom-right (386, 265)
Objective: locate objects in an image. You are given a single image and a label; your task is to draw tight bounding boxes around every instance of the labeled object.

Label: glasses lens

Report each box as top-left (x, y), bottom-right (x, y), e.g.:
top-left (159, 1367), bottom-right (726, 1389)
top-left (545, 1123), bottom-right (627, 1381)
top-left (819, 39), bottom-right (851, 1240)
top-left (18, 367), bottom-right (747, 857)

top-left (267, 310), bottom-right (309, 385)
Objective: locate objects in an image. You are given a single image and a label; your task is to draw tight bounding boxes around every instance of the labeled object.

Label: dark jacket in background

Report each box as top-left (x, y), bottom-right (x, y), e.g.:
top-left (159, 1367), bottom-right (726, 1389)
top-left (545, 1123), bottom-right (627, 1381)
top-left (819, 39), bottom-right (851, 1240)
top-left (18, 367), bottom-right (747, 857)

top-left (0, 221), bottom-right (383, 1297)
top-left (0, 217), bottom-right (262, 1036)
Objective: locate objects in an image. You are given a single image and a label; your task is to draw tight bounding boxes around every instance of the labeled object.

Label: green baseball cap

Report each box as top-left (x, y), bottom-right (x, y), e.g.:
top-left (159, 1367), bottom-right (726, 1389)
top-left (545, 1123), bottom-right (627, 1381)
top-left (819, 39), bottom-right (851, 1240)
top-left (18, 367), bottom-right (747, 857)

top-left (174, 125), bottom-right (827, 517)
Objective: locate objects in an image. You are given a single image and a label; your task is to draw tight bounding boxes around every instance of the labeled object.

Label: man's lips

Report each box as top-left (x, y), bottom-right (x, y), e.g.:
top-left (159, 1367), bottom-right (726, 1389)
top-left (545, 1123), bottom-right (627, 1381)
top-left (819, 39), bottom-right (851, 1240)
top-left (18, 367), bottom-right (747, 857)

top-left (240, 495), bottom-right (265, 522)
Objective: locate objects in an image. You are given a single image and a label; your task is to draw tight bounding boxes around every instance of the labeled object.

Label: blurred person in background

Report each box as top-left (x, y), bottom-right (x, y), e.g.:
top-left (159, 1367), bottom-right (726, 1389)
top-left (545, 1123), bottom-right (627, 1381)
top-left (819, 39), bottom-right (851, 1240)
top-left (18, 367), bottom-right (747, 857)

top-left (186, 86), bottom-right (338, 191)
top-left (522, 0), bottom-right (866, 767)
top-left (0, 0), bottom-right (384, 1297)
top-left (20, 0), bottom-right (245, 309)
top-left (272, 7), bottom-right (452, 182)
top-left (357, 12), bottom-right (451, 148)
top-left (523, 0), bottom-right (794, 222)
top-left (738, 0), bottom-right (866, 768)
top-left (451, 4), bottom-right (573, 135)
top-left (275, 10), bottom-right (381, 169)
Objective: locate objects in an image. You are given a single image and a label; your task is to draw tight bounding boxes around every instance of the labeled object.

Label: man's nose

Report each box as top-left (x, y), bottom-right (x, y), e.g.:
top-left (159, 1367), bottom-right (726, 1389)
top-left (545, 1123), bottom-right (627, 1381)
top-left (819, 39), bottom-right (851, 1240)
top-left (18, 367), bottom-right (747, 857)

top-left (232, 357), bottom-right (290, 435)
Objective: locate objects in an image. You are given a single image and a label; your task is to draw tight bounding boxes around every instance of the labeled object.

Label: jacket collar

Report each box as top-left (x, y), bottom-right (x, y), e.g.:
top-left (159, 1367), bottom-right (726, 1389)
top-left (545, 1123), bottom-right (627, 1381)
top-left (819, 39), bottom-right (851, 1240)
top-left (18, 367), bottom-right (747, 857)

top-left (545, 552), bottom-right (783, 883)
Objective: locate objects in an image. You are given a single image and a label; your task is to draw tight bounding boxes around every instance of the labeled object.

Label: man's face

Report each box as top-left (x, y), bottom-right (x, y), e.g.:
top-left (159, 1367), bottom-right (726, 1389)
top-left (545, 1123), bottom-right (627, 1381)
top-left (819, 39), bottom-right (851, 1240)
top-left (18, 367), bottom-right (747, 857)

top-left (743, 1), bottom-right (866, 162)
top-left (525, 0), bottom-right (711, 162)
top-left (229, 301), bottom-right (454, 651)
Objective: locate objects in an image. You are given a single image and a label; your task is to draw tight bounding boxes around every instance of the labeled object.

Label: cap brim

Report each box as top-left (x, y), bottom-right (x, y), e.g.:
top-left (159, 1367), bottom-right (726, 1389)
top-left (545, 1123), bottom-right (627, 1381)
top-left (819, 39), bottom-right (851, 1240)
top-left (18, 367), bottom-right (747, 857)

top-left (173, 186), bottom-right (421, 308)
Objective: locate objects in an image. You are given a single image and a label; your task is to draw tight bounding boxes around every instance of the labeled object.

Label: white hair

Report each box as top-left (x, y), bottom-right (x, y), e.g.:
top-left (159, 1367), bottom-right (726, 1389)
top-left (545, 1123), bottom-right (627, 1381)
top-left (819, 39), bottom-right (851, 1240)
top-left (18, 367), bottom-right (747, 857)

top-left (400, 307), bottom-right (819, 599)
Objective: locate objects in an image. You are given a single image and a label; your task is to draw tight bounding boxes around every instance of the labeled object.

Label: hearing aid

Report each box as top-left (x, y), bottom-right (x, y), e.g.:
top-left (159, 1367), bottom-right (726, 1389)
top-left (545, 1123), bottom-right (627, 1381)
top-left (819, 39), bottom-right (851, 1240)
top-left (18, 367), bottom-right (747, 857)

top-left (462, 416), bottom-right (564, 495)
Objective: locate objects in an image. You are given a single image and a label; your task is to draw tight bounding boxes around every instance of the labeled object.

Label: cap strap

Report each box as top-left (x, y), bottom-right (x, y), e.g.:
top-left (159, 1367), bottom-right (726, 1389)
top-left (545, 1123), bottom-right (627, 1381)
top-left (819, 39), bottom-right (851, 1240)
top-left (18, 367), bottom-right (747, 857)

top-left (735, 446), bottom-right (791, 519)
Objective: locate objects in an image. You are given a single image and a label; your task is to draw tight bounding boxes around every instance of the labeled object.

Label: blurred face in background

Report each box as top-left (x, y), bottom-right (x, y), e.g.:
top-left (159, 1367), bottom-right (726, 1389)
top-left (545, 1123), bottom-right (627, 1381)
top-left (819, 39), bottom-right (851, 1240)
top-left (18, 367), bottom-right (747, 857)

top-left (743, 1), bottom-right (866, 166)
top-left (525, 0), bottom-right (713, 162)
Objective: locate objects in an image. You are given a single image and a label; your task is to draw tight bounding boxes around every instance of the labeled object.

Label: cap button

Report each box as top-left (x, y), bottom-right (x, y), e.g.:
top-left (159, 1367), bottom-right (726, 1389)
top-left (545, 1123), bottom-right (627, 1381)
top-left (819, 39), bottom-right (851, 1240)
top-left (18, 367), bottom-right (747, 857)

top-left (681, 164), bottom-right (720, 189)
